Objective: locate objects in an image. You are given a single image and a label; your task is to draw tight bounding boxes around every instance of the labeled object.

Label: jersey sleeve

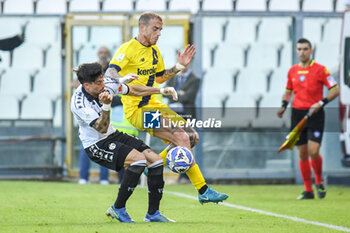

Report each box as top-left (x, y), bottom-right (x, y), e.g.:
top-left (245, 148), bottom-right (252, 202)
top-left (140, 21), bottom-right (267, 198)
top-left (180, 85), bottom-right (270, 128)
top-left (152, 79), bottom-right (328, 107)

top-left (286, 68), bottom-right (293, 91)
top-left (109, 45), bottom-right (130, 72)
top-left (73, 106), bottom-right (99, 127)
top-left (321, 67), bottom-right (338, 89)
top-left (104, 77), bottom-right (129, 96)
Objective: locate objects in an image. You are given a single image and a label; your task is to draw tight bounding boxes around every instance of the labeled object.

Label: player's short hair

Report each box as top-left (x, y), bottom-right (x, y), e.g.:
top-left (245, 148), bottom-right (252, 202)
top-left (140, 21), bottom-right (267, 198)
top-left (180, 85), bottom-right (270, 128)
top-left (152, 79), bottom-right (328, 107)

top-left (297, 38), bottom-right (312, 49)
top-left (139, 12), bottom-right (162, 26)
top-left (74, 62), bottom-right (103, 84)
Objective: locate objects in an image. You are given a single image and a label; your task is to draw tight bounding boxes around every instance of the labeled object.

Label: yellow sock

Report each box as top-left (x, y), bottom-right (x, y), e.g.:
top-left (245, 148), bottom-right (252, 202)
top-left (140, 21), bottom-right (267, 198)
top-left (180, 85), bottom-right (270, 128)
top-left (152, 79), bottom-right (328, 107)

top-left (159, 148), bottom-right (168, 166)
top-left (160, 147), bottom-right (206, 190)
top-left (186, 164), bottom-right (206, 190)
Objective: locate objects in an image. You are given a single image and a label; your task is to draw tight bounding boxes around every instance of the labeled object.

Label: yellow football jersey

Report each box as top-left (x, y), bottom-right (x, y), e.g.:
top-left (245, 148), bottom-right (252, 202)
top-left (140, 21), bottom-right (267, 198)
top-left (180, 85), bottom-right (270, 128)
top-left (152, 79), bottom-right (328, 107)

top-left (109, 38), bottom-right (165, 118)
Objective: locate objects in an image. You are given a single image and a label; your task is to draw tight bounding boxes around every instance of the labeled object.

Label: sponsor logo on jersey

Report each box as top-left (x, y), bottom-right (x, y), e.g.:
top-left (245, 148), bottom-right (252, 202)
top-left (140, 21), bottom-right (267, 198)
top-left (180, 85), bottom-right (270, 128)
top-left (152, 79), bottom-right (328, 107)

top-left (299, 75), bottom-right (306, 82)
top-left (297, 70), bottom-right (309, 74)
top-left (137, 67), bottom-right (156, 76)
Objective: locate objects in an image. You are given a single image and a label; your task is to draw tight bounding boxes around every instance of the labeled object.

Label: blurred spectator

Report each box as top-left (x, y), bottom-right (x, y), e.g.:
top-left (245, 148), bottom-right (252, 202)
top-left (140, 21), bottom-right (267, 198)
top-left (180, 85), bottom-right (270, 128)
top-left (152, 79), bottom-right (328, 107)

top-left (165, 66), bottom-right (200, 120)
top-left (97, 45), bottom-right (111, 71)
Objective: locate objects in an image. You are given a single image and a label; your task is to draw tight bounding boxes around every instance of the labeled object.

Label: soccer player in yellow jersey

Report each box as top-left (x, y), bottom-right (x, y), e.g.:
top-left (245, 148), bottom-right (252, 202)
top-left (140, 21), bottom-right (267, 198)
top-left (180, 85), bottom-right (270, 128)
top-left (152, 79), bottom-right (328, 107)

top-left (105, 12), bottom-right (228, 204)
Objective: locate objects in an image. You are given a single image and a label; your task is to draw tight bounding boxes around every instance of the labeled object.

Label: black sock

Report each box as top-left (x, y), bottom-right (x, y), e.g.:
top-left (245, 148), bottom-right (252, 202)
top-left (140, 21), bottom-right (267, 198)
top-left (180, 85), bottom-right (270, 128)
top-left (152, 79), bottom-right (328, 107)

top-left (147, 163), bottom-right (164, 215)
top-left (198, 185), bottom-right (208, 195)
top-left (114, 165), bottom-right (144, 209)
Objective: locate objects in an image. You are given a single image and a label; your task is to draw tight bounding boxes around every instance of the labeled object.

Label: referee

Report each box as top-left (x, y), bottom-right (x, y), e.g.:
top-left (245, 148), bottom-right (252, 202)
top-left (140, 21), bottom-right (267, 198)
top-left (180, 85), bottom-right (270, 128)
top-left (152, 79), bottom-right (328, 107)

top-left (71, 62), bottom-right (177, 222)
top-left (277, 38), bottom-right (339, 200)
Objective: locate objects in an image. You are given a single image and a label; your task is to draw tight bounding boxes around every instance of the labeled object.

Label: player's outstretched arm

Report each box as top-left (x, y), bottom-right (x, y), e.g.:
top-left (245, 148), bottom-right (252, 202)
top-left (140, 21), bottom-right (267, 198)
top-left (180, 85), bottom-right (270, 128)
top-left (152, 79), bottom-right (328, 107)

top-left (104, 67), bottom-right (139, 84)
top-left (156, 45), bottom-right (196, 84)
top-left (128, 86), bottom-right (178, 101)
top-left (92, 92), bottom-right (112, 133)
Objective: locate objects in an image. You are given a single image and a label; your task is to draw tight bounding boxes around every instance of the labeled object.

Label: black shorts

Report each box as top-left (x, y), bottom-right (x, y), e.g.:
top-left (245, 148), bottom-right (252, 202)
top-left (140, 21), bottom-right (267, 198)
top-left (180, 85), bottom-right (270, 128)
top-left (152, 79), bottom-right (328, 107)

top-left (291, 108), bottom-right (325, 145)
top-left (85, 131), bottom-right (150, 172)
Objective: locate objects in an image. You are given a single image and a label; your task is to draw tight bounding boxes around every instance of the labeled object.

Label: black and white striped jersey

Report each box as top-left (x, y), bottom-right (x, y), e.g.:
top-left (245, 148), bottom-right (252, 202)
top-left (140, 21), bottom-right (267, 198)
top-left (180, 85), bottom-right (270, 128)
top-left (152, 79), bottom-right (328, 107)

top-left (70, 78), bottom-right (129, 148)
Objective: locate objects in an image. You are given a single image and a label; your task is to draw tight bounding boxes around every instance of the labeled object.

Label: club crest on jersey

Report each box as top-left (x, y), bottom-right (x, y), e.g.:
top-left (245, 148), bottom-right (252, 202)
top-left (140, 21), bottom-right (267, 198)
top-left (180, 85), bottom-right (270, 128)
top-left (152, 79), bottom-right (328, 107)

top-left (299, 75), bottom-right (305, 82)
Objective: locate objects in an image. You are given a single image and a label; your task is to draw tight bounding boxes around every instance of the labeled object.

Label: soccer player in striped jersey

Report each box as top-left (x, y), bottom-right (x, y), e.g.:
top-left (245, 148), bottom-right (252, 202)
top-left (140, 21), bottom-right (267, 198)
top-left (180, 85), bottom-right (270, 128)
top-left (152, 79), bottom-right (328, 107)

top-left (71, 62), bottom-right (178, 222)
top-left (105, 12), bottom-right (228, 204)
top-left (277, 38), bottom-right (339, 200)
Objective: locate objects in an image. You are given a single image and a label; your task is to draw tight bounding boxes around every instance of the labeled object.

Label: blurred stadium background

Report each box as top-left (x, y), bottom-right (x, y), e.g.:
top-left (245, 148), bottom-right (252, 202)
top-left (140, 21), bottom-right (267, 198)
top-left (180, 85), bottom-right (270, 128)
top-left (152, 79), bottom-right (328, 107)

top-left (0, 0), bottom-right (349, 185)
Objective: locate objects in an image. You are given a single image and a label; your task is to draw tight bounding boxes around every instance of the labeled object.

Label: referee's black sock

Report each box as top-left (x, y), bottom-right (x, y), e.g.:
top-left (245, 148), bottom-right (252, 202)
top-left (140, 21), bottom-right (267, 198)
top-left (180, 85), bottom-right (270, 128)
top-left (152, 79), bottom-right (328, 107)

top-left (147, 160), bottom-right (164, 215)
top-left (114, 164), bottom-right (145, 209)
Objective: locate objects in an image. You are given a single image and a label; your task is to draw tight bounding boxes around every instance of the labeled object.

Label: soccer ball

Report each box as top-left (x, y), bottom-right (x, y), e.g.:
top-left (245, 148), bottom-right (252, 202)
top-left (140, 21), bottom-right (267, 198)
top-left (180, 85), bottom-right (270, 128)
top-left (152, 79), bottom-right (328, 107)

top-left (166, 146), bottom-right (194, 173)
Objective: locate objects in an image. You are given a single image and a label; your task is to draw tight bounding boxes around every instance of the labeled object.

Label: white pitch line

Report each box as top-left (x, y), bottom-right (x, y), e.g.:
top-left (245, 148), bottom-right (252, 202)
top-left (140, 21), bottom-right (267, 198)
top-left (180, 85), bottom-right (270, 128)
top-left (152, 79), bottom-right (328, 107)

top-left (165, 191), bottom-right (350, 232)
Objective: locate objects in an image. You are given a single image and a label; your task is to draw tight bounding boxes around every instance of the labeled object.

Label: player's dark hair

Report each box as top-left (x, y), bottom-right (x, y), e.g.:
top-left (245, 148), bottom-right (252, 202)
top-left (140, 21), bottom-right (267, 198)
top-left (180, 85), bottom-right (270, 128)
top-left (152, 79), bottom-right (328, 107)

top-left (139, 12), bottom-right (162, 26)
top-left (297, 38), bottom-right (312, 49)
top-left (74, 62), bottom-right (103, 84)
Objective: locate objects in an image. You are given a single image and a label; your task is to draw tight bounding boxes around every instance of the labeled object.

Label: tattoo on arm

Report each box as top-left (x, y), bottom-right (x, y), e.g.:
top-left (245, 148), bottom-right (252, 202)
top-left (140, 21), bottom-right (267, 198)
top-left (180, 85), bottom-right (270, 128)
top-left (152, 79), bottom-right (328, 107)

top-left (128, 85), bottom-right (159, 96)
top-left (92, 110), bottom-right (110, 133)
top-left (105, 67), bottom-right (122, 81)
top-left (157, 66), bottom-right (180, 84)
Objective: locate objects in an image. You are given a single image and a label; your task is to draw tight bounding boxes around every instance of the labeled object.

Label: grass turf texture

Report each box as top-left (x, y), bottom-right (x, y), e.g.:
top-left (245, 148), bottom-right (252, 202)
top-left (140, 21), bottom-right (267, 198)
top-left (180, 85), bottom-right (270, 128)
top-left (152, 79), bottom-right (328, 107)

top-left (0, 181), bottom-right (349, 233)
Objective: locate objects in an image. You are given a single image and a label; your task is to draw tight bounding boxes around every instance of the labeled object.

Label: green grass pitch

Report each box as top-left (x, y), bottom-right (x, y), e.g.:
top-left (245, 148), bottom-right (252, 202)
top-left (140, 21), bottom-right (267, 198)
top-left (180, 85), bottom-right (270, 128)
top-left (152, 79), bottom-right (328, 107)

top-left (0, 181), bottom-right (350, 233)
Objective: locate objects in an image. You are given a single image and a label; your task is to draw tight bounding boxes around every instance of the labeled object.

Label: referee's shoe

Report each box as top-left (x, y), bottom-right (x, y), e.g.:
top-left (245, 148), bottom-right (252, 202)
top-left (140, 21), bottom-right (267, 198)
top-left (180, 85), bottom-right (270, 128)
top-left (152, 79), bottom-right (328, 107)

top-left (106, 206), bottom-right (134, 223)
top-left (316, 183), bottom-right (326, 199)
top-left (297, 191), bottom-right (315, 200)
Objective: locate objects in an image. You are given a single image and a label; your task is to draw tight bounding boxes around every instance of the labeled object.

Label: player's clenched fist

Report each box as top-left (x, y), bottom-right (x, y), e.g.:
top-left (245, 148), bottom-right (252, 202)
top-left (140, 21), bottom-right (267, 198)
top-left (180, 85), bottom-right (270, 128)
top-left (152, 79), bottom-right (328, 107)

top-left (99, 91), bottom-right (112, 104)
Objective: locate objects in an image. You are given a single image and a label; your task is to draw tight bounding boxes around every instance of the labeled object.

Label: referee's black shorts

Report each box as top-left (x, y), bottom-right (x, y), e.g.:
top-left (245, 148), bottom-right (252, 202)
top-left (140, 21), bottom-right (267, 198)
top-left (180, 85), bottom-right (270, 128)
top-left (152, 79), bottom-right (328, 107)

top-left (291, 108), bottom-right (325, 146)
top-left (85, 131), bottom-right (150, 172)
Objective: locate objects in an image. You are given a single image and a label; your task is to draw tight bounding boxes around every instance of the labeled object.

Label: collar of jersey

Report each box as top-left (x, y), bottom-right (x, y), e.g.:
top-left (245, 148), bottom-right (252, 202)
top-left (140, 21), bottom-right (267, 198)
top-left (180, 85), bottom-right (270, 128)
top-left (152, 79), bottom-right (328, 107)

top-left (134, 37), bottom-right (151, 47)
top-left (298, 60), bottom-right (315, 68)
top-left (82, 86), bottom-right (101, 106)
